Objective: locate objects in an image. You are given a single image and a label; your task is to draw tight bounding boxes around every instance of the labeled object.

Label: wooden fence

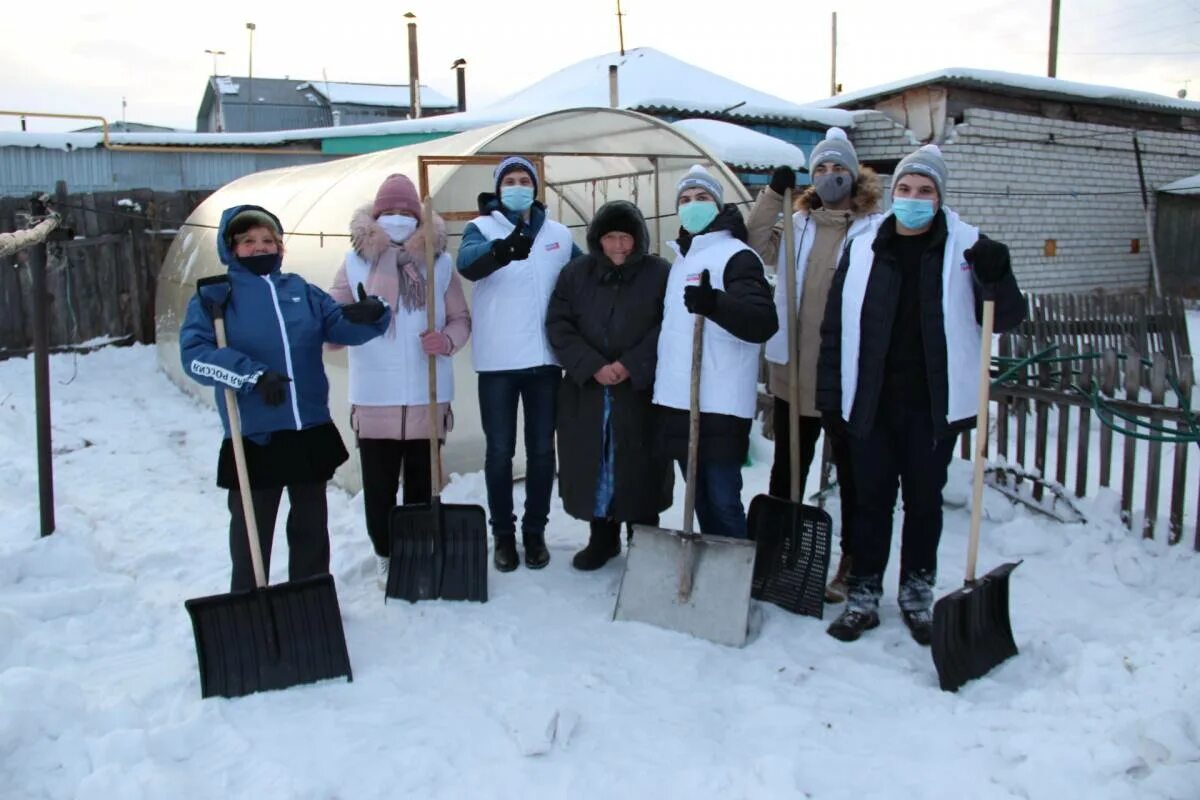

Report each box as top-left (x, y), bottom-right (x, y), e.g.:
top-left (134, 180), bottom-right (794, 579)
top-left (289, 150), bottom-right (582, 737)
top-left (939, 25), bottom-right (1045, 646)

top-left (0, 185), bottom-right (209, 356)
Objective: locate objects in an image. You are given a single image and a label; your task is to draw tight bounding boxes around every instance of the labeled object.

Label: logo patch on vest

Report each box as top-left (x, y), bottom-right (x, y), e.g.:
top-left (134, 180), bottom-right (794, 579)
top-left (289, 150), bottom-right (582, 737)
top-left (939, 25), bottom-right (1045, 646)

top-left (686, 272), bottom-right (703, 285)
top-left (545, 242), bottom-right (560, 252)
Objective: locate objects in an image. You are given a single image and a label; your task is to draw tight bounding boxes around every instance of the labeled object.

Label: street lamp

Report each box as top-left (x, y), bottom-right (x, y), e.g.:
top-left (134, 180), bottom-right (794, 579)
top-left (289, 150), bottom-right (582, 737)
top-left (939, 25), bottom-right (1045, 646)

top-left (204, 48), bottom-right (225, 77)
top-left (246, 22), bottom-right (256, 131)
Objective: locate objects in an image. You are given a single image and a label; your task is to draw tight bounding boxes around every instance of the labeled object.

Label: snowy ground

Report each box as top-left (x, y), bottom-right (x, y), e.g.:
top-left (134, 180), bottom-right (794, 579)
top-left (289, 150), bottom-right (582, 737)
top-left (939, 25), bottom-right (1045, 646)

top-left (2, 340), bottom-right (1199, 800)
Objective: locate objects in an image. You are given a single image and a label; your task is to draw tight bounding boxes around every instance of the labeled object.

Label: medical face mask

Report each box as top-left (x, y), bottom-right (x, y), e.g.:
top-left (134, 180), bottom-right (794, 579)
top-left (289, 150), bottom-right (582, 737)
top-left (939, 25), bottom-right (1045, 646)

top-left (500, 185), bottom-right (535, 212)
top-left (892, 197), bottom-right (937, 230)
top-left (814, 172), bottom-right (853, 205)
top-left (377, 214), bottom-right (418, 243)
top-left (678, 200), bottom-right (719, 234)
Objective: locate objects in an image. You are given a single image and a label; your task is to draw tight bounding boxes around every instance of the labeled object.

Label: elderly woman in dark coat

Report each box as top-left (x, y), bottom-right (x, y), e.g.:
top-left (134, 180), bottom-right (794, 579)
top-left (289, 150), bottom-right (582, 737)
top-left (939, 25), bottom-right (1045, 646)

top-left (546, 200), bottom-right (674, 570)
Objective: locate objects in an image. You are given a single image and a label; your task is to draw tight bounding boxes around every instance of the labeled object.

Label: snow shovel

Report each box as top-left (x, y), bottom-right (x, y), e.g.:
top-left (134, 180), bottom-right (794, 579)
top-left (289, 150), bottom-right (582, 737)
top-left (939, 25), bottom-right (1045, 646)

top-left (746, 187), bottom-right (833, 619)
top-left (387, 197), bottom-right (488, 603)
top-left (612, 312), bottom-right (757, 648)
top-left (932, 298), bottom-right (1021, 692)
top-left (185, 275), bottom-right (353, 699)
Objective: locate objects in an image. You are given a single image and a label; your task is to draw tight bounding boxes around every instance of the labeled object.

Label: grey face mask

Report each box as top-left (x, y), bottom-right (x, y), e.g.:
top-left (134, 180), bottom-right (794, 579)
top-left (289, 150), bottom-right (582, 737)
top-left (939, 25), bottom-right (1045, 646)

top-left (814, 172), bottom-right (853, 205)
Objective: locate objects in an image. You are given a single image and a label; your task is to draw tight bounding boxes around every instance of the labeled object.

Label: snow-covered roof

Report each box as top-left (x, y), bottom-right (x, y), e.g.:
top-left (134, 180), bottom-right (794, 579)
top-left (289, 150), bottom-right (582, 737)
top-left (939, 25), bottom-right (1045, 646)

top-left (810, 67), bottom-right (1200, 115)
top-left (215, 76), bottom-right (240, 96)
top-left (494, 48), bottom-right (853, 127)
top-left (1160, 173), bottom-right (1200, 194)
top-left (299, 81), bottom-right (456, 109)
top-left (670, 119), bottom-right (805, 170)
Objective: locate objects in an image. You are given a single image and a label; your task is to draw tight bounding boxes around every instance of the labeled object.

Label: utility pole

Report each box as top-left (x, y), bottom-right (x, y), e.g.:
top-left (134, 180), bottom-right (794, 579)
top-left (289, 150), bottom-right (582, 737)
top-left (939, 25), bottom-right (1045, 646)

top-left (831, 12), bottom-right (838, 96)
top-left (28, 194), bottom-right (58, 537)
top-left (406, 12), bottom-right (421, 119)
top-left (1048, 0), bottom-right (1060, 78)
top-left (616, 0), bottom-right (626, 56)
top-left (121, 96), bottom-right (127, 128)
top-left (246, 22), bottom-right (256, 131)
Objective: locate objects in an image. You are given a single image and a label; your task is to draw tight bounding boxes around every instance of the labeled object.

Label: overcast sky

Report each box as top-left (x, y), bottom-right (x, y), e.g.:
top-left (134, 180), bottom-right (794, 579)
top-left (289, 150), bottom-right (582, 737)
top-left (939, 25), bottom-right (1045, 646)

top-left (3, 0), bottom-right (1197, 132)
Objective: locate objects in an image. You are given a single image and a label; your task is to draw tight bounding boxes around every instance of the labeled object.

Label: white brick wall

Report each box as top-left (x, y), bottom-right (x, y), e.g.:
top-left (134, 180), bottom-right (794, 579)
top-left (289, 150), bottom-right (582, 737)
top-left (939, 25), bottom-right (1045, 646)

top-left (848, 109), bottom-right (1200, 293)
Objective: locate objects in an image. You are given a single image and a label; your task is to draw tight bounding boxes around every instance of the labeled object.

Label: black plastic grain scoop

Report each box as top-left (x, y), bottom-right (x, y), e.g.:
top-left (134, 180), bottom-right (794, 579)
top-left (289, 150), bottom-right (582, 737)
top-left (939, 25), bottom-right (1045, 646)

top-left (185, 275), bottom-right (353, 698)
top-left (931, 299), bottom-right (1021, 692)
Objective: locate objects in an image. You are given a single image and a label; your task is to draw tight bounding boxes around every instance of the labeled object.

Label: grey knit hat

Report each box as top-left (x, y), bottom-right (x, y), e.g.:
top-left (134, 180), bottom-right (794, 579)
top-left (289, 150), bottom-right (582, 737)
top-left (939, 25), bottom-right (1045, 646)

top-left (676, 164), bottom-right (724, 206)
top-left (493, 155), bottom-right (539, 195)
top-left (808, 126), bottom-right (859, 179)
top-left (894, 144), bottom-right (948, 203)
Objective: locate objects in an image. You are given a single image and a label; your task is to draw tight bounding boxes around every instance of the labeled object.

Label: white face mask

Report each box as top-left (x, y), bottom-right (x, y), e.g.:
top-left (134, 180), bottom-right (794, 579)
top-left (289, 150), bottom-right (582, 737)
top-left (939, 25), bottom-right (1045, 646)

top-left (377, 214), bottom-right (418, 243)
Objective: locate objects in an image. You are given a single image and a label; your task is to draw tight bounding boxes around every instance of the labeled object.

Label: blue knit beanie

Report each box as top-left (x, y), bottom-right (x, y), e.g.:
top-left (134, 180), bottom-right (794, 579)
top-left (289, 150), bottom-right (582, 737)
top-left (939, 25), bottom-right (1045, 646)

top-left (494, 155), bottom-right (539, 195)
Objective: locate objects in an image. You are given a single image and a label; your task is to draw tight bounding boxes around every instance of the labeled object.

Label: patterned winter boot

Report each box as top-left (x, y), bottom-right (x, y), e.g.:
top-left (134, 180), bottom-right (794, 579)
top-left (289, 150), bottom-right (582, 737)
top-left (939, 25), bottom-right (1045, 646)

top-left (898, 570), bottom-right (936, 646)
top-left (826, 574), bottom-right (882, 642)
top-left (522, 530), bottom-right (551, 570)
top-left (572, 520), bottom-right (621, 571)
top-left (493, 533), bottom-right (519, 572)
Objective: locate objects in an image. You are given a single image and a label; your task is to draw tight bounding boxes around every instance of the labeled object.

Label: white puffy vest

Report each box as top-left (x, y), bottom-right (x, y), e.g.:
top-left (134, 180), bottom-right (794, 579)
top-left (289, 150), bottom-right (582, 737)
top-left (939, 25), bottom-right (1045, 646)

top-left (344, 250), bottom-right (455, 406)
top-left (839, 207), bottom-right (981, 424)
top-left (653, 231), bottom-right (763, 420)
top-left (469, 211), bottom-right (574, 372)
top-left (764, 211), bottom-right (882, 365)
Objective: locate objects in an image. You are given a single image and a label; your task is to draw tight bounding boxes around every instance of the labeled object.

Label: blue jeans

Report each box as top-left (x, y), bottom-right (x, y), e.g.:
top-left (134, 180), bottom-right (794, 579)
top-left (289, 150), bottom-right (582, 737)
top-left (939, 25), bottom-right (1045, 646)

top-left (478, 366), bottom-right (560, 537)
top-left (676, 457), bottom-right (747, 539)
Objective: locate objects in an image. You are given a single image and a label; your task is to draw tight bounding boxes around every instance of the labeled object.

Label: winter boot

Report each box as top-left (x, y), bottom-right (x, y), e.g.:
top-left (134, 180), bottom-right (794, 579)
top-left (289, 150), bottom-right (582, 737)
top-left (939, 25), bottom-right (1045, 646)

top-left (898, 570), bottom-right (936, 646)
top-left (493, 533), bottom-right (519, 572)
top-left (824, 553), bottom-right (853, 603)
top-left (375, 554), bottom-right (390, 590)
top-left (572, 520), bottom-right (621, 571)
top-left (522, 531), bottom-right (550, 570)
top-left (826, 574), bottom-right (882, 642)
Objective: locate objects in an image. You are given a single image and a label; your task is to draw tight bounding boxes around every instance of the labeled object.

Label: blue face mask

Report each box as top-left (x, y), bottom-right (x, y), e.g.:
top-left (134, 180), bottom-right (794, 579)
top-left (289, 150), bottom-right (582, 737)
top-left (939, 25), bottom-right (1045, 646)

top-left (679, 200), bottom-right (719, 234)
top-left (500, 185), bottom-right (535, 213)
top-left (892, 197), bottom-right (937, 230)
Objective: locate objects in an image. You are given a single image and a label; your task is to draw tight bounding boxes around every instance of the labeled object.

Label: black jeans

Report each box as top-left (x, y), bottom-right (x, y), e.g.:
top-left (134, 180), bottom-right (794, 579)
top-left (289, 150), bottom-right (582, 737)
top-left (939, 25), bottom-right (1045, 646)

top-left (847, 404), bottom-right (956, 584)
top-left (228, 482), bottom-right (329, 592)
top-left (768, 397), bottom-right (857, 551)
top-left (358, 438), bottom-right (433, 557)
top-left (478, 366), bottom-right (560, 537)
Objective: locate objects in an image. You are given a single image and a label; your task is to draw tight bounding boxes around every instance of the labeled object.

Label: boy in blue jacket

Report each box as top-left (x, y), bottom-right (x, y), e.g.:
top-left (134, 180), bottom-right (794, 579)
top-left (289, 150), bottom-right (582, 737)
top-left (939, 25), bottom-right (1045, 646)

top-left (181, 205), bottom-right (390, 591)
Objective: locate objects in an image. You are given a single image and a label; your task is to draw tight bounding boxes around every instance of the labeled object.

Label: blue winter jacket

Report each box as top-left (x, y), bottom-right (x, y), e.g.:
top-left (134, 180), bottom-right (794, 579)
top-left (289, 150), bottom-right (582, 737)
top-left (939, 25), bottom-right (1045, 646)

top-left (456, 193), bottom-right (582, 280)
top-left (180, 204), bottom-right (391, 443)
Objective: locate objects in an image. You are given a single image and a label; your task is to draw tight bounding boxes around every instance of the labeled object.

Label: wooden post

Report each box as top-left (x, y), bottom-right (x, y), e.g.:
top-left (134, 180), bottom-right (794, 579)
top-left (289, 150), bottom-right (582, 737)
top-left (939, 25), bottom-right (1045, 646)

top-left (996, 337), bottom-right (1010, 486)
top-left (1099, 348), bottom-right (1118, 488)
top-left (1170, 356), bottom-right (1192, 545)
top-left (1075, 353), bottom-right (1093, 498)
top-left (1056, 342), bottom-right (1073, 487)
top-left (1033, 349), bottom-right (1051, 502)
top-left (28, 196), bottom-right (56, 536)
top-left (1121, 351), bottom-right (1142, 529)
top-left (1143, 354), bottom-right (1167, 539)
top-left (1015, 338), bottom-right (1029, 489)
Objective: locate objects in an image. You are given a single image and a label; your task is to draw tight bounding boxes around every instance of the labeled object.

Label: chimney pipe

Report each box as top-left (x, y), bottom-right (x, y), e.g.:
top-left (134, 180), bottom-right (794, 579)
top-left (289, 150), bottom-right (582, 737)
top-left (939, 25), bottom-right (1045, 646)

top-left (452, 58), bottom-right (467, 112)
top-left (405, 12), bottom-right (421, 119)
top-left (608, 64), bottom-right (619, 108)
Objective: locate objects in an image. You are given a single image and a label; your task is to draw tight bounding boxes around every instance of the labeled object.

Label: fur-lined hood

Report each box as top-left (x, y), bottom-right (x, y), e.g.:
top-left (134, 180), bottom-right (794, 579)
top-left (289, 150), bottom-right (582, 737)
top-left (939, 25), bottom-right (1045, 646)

top-left (795, 165), bottom-right (882, 216)
top-left (349, 205), bottom-right (447, 266)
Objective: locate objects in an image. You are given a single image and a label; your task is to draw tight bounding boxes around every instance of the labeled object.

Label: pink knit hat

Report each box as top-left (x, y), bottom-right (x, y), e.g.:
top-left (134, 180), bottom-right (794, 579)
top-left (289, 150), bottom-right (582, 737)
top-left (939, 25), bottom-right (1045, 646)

top-left (372, 174), bottom-right (421, 218)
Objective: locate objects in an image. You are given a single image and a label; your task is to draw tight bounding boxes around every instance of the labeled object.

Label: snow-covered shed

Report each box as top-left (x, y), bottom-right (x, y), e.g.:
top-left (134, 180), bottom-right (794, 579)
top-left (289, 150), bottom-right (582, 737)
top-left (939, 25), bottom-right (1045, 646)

top-left (1156, 174), bottom-right (1200, 297)
top-left (155, 107), bottom-right (750, 488)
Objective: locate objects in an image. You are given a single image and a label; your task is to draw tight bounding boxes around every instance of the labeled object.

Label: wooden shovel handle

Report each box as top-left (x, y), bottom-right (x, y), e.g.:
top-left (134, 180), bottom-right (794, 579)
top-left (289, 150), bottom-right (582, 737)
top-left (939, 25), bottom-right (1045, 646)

top-left (965, 299), bottom-right (996, 583)
top-left (214, 315), bottom-right (268, 590)
top-left (678, 312), bottom-right (704, 602)
top-left (423, 197), bottom-right (442, 499)
top-left (781, 188), bottom-right (801, 503)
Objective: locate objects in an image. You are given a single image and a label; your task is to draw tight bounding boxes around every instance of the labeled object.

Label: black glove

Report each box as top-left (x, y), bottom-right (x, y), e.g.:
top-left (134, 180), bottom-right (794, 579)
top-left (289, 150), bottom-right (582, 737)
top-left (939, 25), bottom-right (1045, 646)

top-left (683, 269), bottom-right (719, 317)
top-left (769, 166), bottom-right (796, 196)
top-left (821, 410), bottom-right (847, 438)
top-left (341, 282), bottom-right (386, 324)
top-left (963, 238), bottom-right (1011, 284)
top-left (490, 227), bottom-right (533, 266)
top-left (254, 370), bottom-right (291, 406)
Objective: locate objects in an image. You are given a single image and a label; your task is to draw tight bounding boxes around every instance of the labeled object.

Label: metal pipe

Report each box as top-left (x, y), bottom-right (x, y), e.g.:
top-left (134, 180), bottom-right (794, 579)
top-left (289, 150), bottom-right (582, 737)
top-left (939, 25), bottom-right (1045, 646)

top-left (246, 23), bottom-right (256, 132)
top-left (1132, 132), bottom-right (1163, 298)
top-left (609, 65), bottom-right (619, 108)
top-left (406, 13), bottom-right (421, 119)
top-left (452, 59), bottom-right (467, 112)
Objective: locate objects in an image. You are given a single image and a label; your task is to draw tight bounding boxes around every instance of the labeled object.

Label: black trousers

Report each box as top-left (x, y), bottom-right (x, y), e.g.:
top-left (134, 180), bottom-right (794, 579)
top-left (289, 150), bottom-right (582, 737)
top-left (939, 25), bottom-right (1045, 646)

top-left (768, 397), bottom-right (857, 550)
top-left (228, 482), bottom-right (329, 592)
top-left (847, 404), bottom-right (956, 584)
top-left (358, 438), bottom-right (433, 557)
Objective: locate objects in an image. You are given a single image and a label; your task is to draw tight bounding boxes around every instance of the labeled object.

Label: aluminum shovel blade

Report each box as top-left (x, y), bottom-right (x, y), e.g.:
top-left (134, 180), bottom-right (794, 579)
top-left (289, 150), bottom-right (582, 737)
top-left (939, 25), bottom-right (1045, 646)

top-left (931, 561), bottom-right (1021, 692)
top-left (612, 524), bottom-right (756, 648)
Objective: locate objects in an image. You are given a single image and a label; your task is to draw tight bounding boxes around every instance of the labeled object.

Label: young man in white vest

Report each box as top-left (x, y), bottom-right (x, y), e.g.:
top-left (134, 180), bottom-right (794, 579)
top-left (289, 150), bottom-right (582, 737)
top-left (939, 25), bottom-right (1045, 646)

top-left (457, 156), bottom-right (583, 572)
top-left (816, 145), bottom-right (1026, 644)
top-left (652, 165), bottom-right (778, 540)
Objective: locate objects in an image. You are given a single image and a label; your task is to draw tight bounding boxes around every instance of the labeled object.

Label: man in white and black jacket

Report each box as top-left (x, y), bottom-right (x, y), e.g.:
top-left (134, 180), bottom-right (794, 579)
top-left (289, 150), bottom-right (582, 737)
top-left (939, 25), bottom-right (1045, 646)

top-left (816, 145), bottom-right (1026, 644)
top-left (653, 165), bottom-right (778, 540)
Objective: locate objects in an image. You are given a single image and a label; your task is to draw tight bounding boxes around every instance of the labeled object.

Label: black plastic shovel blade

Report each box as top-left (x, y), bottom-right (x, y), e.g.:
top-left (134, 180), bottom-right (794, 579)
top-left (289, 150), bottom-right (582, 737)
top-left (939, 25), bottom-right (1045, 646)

top-left (931, 561), bottom-right (1021, 692)
top-left (746, 495), bottom-right (833, 619)
top-left (185, 574), bottom-right (353, 699)
top-left (387, 499), bottom-right (488, 603)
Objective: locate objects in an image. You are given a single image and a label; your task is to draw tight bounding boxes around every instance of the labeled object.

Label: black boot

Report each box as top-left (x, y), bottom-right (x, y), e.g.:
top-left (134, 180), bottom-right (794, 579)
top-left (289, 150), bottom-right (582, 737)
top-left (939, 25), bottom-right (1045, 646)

top-left (898, 570), bottom-right (935, 646)
top-left (572, 520), bottom-right (621, 571)
top-left (493, 533), bottom-right (519, 572)
top-left (826, 574), bottom-right (882, 642)
top-left (523, 531), bottom-right (550, 570)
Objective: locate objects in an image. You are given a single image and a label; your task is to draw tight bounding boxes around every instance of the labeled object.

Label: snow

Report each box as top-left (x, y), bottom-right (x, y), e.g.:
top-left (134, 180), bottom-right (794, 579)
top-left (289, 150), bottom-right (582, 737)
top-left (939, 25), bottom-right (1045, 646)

top-left (671, 119), bottom-right (806, 170)
top-left (299, 81), bottom-right (457, 109)
top-left (1160, 174), bottom-right (1200, 195)
top-left (214, 77), bottom-right (240, 96)
top-left (2, 344), bottom-right (1200, 799)
top-left (809, 67), bottom-right (1200, 115)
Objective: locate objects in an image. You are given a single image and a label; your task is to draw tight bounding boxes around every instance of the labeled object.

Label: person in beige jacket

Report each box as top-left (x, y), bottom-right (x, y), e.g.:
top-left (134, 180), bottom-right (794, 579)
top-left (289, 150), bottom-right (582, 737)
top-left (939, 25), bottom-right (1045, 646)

top-left (746, 127), bottom-right (881, 601)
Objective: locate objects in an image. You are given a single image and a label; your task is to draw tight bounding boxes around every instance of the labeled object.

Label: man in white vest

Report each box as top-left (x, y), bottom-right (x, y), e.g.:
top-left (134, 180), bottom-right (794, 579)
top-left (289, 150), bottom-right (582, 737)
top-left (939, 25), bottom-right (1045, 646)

top-left (457, 156), bottom-right (582, 572)
top-left (652, 165), bottom-right (778, 540)
top-left (816, 145), bottom-right (1027, 644)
